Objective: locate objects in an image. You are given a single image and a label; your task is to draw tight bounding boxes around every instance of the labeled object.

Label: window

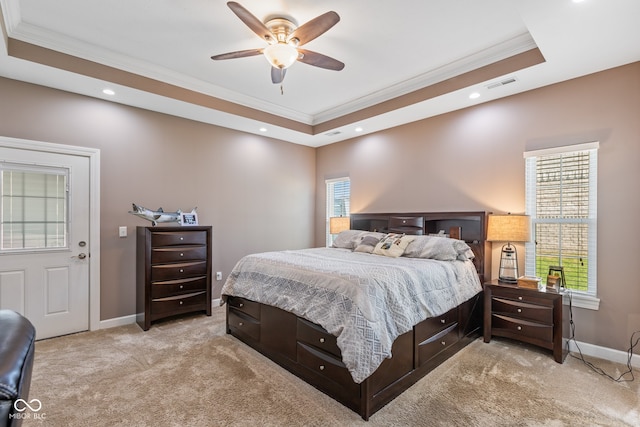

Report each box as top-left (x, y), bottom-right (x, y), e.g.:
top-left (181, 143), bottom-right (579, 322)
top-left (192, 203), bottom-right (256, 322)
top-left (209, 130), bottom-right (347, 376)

top-left (524, 142), bottom-right (598, 295)
top-left (1, 164), bottom-right (69, 251)
top-left (325, 177), bottom-right (350, 246)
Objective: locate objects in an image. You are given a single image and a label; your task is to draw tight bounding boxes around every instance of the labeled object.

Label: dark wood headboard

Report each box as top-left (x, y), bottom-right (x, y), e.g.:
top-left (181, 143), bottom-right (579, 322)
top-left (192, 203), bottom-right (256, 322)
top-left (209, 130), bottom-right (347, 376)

top-left (350, 211), bottom-right (491, 282)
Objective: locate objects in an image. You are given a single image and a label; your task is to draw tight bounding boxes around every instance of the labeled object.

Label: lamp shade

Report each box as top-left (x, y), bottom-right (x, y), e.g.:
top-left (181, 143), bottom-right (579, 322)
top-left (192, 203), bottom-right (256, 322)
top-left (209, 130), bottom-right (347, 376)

top-left (329, 216), bottom-right (350, 234)
top-left (486, 214), bottom-right (530, 242)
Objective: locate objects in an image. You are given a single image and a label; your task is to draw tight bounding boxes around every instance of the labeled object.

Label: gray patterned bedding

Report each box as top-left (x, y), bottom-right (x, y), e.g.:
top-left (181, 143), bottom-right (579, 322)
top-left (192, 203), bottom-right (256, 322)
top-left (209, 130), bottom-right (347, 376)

top-left (221, 247), bottom-right (482, 383)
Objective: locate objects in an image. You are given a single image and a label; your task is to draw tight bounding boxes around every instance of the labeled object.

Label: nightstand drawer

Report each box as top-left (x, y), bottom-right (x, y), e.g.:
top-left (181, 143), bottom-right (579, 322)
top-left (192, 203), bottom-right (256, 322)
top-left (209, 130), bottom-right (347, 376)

top-left (151, 231), bottom-right (208, 246)
top-left (492, 297), bottom-right (553, 325)
top-left (489, 286), bottom-right (554, 308)
top-left (151, 260), bottom-right (208, 281)
top-left (297, 318), bottom-right (341, 358)
top-left (151, 246), bottom-right (207, 263)
top-left (491, 314), bottom-right (553, 343)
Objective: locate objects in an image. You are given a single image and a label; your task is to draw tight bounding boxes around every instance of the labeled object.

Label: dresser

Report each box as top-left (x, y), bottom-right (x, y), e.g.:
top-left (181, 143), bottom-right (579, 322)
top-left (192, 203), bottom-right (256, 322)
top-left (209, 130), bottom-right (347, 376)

top-left (483, 280), bottom-right (568, 363)
top-left (136, 226), bottom-right (212, 330)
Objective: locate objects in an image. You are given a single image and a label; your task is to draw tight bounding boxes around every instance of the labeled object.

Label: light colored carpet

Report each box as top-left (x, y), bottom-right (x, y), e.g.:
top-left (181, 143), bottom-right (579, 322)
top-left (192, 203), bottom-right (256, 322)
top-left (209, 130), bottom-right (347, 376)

top-left (23, 305), bottom-right (639, 426)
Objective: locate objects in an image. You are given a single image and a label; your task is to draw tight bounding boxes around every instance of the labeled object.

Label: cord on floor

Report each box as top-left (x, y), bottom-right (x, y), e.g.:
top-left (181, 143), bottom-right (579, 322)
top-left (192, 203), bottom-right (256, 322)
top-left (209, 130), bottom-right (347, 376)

top-left (565, 289), bottom-right (639, 382)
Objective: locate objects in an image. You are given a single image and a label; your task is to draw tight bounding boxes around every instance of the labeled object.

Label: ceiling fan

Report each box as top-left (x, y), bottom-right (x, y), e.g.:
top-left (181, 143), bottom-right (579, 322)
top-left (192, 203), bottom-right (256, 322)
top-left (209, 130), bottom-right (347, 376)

top-left (211, 2), bottom-right (345, 86)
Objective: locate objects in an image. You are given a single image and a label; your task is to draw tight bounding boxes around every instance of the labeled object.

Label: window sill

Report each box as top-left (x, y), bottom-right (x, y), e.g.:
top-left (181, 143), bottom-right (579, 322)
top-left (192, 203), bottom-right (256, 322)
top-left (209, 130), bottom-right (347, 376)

top-left (562, 291), bottom-right (600, 310)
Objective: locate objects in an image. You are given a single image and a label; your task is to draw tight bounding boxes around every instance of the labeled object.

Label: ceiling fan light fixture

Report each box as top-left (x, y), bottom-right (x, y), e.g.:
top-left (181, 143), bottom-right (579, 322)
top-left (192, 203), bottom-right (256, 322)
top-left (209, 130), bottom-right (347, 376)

top-left (263, 43), bottom-right (298, 69)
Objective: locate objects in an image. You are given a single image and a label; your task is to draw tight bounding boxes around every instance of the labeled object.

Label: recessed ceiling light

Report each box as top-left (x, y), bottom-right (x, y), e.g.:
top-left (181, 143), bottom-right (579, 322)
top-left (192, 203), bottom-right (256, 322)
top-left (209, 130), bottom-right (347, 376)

top-left (259, 127), bottom-right (267, 132)
top-left (102, 89), bottom-right (115, 96)
top-left (572, 0), bottom-right (585, 3)
top-left (469, 92), bottom-right (481, 100)
top-left (355, 127), bottom-right (363, 132)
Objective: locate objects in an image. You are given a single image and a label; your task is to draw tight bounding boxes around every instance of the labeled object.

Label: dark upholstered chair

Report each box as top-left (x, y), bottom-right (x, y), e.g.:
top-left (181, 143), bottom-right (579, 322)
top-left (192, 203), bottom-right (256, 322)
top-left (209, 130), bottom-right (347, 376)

top-left (0, 310), bottom-right (36, 427)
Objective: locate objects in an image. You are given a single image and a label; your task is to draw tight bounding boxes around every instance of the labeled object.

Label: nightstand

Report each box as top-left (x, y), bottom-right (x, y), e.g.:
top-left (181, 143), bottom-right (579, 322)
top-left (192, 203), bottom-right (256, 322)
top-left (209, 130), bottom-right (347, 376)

top-left (483, 280), bottom-right (568, 363)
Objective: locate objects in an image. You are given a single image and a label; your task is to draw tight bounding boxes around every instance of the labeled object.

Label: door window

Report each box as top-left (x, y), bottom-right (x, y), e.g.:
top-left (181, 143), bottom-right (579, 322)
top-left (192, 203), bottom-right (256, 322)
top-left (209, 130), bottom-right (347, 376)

top-left (0, 164), bottom-right (69, 252)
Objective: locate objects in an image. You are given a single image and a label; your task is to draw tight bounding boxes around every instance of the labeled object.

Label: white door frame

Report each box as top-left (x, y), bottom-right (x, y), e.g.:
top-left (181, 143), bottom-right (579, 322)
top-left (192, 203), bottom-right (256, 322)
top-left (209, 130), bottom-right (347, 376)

top-left (0, 136), bottom-right (100, 331)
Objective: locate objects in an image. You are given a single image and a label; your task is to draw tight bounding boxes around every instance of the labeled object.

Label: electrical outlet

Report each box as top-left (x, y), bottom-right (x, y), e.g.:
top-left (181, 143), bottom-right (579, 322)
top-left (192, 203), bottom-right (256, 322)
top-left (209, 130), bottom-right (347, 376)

top-left (216, 271), bottom-right (222, 281)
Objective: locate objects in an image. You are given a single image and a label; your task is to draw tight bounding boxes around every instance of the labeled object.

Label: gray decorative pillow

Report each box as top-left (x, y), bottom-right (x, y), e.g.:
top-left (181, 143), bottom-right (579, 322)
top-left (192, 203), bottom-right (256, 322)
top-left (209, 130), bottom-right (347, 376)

top-left (403, 235), bottom-right (473, 261)
top-left (354, 234), bottom-right (382, 253)
top-left (331, 230), bottom-right (365, 249)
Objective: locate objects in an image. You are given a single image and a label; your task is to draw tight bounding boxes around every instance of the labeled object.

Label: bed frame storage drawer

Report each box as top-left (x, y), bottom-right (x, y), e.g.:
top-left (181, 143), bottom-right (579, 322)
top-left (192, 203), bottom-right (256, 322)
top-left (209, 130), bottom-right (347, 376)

top-left (297, 318), bottom-right (341, 358)
top-left (297, 342), bottom-right (359, 395)
top-left (227, 296), bottom-right (260, 320)
top-left (228, 309), bottom-right (260, 342)
top-left (417, 323), bottom-right (459, 365)
top-left (415, 306), bottom-right (458, 343)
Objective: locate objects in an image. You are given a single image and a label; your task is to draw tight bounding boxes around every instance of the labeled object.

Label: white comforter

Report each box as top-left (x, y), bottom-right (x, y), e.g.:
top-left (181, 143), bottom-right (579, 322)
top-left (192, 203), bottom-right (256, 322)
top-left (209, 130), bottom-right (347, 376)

top-left (221, 247), bottom-right (482, 383)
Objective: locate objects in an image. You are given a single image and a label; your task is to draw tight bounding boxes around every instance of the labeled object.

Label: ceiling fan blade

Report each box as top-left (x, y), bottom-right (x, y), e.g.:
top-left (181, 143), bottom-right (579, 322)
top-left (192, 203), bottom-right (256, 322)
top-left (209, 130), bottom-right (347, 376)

top-left (288, 11), bottom-right (340, 46)
top-left (297, 49), bottom-right (344, 71)
top-left (211, 48), bottom-right (263, 61)
top-left (271, 67), bottom-right (286, 84)
top-left (227, 1), bottom-right (275, 42)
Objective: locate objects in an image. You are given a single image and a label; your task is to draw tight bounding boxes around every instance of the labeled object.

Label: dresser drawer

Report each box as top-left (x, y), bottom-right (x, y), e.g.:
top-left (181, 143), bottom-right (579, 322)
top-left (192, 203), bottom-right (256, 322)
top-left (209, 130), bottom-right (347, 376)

top-left (417, 323), bottom-right (458, 365)
top-left (492, 297), bottom-right (553, 325)
top-left (228, 309), bottom-right (260, 342)
top-left (151, 291), bottom-right (208, 315)
top-left (415, 307), bottom-right (458, 343)
top-left (151, 260), bottom-right (207, 281)
top-left (297, 342), bottom-right (356, 390)
top-left (151, 246), bottom-right (207, 264)
top-left (151, 231), bottom-right (208, 247)
top-left (151, 277), bottom-right (208, 299)
top-left (227, 296), bottom-right (260, 320)
top-left (492, 314), bottom-right (553, 343)
top-left (297, 318), bottom-right (341, 358)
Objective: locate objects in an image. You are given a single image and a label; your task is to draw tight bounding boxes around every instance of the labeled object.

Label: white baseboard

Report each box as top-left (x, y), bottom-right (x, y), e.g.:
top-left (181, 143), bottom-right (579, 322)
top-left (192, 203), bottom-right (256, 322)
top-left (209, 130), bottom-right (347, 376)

top-left (567, 339), bottom-right (640, 368)
top-left (98, 298), bottom-right (222, 330)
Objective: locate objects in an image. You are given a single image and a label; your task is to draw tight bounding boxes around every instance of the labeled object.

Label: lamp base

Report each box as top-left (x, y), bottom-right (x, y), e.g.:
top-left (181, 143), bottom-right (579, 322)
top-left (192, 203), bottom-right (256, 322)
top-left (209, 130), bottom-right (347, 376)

top-left (498, 276), bottom-right (518, 284)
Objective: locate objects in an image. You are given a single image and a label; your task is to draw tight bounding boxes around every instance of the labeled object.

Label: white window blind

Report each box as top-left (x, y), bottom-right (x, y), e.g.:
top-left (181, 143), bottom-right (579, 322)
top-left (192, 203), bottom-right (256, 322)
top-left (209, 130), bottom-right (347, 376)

top-left (524, 142), bottom-right (598, 293)
top-left (325, 177), bottom-right (350, 246)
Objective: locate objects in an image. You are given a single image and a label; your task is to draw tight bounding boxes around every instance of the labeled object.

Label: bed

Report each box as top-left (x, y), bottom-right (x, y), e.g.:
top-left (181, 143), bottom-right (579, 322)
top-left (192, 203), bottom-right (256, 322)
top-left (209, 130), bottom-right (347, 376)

top-left (221, 211), bottom-right (490, 420)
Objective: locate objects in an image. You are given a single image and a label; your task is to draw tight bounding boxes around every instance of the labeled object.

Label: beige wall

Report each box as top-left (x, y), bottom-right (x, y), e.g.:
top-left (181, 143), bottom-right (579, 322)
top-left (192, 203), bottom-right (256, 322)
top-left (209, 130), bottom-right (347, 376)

top-left (315, 62), bottom-right (640, 353)
top-left (0, 62), bottom-right (638, 353)
top-left (0, 77), bottom-right (316, 320)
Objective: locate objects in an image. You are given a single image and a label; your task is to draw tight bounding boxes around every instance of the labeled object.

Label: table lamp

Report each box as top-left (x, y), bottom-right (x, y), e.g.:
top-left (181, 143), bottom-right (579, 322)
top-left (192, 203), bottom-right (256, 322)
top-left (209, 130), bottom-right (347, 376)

top-left (487, 213), bottom-right (530, 283)
top-left (329, 216), bottom-right (350, 235)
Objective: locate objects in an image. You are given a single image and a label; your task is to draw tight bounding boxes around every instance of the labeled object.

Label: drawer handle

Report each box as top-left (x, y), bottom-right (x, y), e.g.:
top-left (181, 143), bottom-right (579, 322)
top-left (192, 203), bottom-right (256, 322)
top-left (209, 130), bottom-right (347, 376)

top-left (179, 269), bottom-right (184, 273)
top-left (319, 338), bottom-right (325, 343)
top-left (180, 253), bottom-right (184, 257)
top-left (179, 285), bottom-right (184, 289)
top-left (238, 322), bottom-right (244, 327)
top-left (518, 296), bottom-right (523, 301)
top-left (441, 341), bottom-right (446, 346)
top-left (319, 365), bottom-right (325, 371)
top-left (517, 308), bottom-right (522, 313)
top-left (517, 326), bottom-right (522, 331)
top-left (180, 237), bottom-right (184, 241)
top-left (440, 319), bottom-right (446, 324)
top-left (239, 303), bottom-right (244, 308)
top-left (179, 301), bottom-right (183, 305)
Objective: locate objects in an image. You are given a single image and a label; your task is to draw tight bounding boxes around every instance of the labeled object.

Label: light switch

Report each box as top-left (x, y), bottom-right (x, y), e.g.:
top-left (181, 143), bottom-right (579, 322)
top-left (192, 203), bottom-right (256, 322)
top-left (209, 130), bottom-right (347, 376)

top-left (119, 226), bottom-right (127, 238)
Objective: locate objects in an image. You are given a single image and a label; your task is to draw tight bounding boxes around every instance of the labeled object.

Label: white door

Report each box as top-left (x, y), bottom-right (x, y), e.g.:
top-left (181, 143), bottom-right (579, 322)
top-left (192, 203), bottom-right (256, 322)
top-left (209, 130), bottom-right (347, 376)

top-left (0, 146), bottom-right (90, 339)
